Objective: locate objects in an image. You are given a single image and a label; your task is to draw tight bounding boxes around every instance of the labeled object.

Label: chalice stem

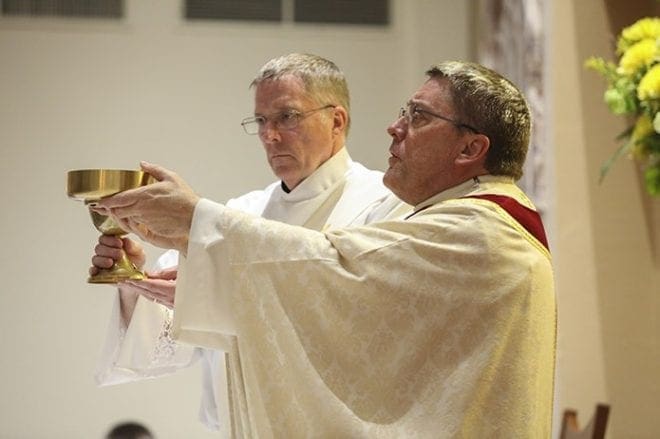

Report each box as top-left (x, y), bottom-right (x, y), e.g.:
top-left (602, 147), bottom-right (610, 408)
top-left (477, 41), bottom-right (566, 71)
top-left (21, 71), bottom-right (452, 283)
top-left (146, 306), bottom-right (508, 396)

top-left (88, 247), bottom-right (146, 284)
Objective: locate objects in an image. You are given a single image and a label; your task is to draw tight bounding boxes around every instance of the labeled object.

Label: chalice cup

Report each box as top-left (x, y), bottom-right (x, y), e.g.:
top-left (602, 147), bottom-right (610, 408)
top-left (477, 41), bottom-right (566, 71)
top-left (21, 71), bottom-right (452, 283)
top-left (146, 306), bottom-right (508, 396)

top-left (67, 169), bottom-right (154, 284)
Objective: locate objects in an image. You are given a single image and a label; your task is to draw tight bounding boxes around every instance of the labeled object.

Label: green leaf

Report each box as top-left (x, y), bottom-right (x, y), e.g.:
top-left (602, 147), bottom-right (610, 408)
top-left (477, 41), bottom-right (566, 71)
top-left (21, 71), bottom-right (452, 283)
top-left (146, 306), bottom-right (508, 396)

top-left (644, 165), bottom-right (660, 195)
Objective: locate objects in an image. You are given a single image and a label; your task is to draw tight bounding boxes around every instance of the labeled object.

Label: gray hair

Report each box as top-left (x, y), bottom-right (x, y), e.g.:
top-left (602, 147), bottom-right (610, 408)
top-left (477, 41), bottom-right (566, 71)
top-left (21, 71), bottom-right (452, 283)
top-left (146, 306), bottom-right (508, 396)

top-left (426, 61), bottom-right (531, 180)
top-left (251, 53), bottom-right (351, 134)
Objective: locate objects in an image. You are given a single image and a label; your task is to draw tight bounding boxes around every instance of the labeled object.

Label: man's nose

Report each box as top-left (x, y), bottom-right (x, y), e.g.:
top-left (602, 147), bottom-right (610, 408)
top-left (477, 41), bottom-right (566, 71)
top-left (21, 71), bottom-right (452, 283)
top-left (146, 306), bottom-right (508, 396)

top-left (387, 117), bottom-right (406, 140)
top-left (260, 121), bottom-right (282, 143)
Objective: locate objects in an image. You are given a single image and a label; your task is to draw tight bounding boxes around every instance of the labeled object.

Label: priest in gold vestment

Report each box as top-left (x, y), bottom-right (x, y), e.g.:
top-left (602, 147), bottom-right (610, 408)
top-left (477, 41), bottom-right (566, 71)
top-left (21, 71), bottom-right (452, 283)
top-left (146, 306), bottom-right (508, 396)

top-left (96, 61), bottom-right (556, 438)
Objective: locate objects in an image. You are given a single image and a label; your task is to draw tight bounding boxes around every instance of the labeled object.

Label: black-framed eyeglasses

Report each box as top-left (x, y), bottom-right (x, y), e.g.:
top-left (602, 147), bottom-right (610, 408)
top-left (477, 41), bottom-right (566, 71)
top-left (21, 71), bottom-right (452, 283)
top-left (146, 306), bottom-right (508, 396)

top-left (241, 105), bottom-right (336, 135)
top-left (399, 103), bottom-right (479, 133)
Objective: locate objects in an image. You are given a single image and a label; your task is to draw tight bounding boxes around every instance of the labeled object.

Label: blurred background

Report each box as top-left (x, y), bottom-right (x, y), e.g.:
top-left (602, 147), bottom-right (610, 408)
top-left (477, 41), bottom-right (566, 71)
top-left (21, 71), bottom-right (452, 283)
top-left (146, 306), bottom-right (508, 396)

top-left (0, 0), bottom-right (658, 437)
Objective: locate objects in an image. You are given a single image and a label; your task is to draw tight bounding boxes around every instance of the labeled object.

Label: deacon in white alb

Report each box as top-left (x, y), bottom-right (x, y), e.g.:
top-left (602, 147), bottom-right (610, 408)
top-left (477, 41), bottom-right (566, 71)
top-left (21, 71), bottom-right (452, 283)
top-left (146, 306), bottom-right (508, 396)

top-left (91, 53), bottom-right (409, 435)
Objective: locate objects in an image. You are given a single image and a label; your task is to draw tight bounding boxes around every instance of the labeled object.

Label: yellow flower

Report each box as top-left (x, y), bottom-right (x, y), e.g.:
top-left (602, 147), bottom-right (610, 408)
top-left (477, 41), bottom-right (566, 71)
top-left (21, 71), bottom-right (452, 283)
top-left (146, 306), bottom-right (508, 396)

top-left (630, 114), bottom-right (654, 159)
top-left (618, 38), bottom-right (658, 75)
top-left (638, 63), bottom-right (660, 100)
top-left (617, 17), bottom-right (660, 53)
top-left (587, 16), bottom-right (660, 195)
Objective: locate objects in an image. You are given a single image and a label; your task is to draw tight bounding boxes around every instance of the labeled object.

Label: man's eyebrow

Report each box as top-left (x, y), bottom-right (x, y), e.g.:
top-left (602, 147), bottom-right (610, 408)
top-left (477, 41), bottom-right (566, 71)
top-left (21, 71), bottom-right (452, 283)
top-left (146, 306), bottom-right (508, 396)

top-left (254, 107), bottom-right (299, 116)
top-left (406, 99), bottom-right (429, 108)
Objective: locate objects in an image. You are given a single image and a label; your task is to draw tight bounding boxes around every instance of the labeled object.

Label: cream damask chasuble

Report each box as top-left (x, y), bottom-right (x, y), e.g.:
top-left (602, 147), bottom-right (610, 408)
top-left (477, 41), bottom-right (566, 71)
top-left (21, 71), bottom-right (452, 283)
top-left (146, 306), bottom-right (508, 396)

top-left (174, 176), bottom-right (556, 438)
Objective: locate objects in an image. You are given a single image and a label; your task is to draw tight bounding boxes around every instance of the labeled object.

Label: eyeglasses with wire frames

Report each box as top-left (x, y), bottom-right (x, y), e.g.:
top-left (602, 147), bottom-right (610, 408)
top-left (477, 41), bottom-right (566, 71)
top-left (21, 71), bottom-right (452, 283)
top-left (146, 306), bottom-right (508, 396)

top-left (398, 103), bottom-right (479, 133)
top-left (241, 105), bottom-right (336, 135)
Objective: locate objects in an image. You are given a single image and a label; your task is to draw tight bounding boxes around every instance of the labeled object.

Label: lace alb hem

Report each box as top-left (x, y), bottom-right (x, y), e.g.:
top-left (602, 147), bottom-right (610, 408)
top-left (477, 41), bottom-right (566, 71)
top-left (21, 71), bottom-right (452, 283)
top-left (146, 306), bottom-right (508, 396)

top-left (151, 307), bottom-right (177, 366)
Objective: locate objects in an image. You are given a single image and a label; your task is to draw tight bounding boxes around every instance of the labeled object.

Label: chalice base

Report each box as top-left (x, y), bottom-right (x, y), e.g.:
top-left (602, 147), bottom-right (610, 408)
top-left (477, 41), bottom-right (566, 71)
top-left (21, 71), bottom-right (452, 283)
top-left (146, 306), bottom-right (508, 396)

top-left (88, 254), bottom-right (146, 284)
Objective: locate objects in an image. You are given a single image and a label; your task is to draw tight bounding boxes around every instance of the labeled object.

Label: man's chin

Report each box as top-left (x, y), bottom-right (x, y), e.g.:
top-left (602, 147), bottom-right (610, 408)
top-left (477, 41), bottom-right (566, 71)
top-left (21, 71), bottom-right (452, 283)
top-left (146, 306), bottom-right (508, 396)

top-left (273, 168), bottom-right (303, 189)
top-left (383, 169), bottom-right (397, 187)
top-left (383, 171), bottom-right (409, 201)
top-left (271, 161), bottom-right (294, 174)
top-left (383, 172), bottom-right (398, 194)
top-left (270, 157), bottom-right (297, 172)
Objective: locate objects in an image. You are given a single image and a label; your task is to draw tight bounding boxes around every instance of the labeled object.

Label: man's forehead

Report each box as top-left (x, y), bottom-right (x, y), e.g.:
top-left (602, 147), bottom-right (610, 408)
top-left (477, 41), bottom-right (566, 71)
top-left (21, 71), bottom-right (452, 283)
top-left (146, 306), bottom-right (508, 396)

top-left (254, 76), bottom-right (313, 111)
top-left (410, 78), bottom-right (451, 107)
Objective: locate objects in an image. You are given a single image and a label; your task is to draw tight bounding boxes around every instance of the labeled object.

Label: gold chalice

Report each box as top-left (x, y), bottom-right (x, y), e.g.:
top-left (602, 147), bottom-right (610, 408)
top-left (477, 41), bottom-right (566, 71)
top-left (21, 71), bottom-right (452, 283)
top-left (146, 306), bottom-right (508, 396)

top-left (67, 169), bottom-right (154, 284)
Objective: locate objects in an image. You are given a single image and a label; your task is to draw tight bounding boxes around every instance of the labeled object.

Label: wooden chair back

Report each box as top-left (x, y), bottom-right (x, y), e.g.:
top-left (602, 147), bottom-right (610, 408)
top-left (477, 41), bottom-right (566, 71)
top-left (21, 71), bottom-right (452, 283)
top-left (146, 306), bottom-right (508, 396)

top-left (559, 404), bottom-right (610, 439)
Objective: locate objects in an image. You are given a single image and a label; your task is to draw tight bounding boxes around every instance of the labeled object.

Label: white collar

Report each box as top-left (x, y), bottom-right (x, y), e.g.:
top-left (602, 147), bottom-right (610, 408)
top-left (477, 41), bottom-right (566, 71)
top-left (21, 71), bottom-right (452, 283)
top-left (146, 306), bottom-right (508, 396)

top-left (277, 147), bottom-right (351, 202)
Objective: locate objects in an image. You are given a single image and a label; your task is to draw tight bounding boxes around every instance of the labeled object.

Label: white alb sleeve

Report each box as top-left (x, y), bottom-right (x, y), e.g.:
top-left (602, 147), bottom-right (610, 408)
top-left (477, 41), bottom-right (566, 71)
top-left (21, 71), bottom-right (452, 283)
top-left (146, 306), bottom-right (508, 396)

top-left (95, 249), bottom-right (200, 386)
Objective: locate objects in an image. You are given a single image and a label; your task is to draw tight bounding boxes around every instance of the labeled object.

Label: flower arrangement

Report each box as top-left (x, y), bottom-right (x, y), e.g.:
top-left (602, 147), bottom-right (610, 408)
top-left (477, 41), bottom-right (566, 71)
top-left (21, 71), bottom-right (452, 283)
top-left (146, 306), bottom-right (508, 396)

top-left (585, 17), bottom-right (660, 196)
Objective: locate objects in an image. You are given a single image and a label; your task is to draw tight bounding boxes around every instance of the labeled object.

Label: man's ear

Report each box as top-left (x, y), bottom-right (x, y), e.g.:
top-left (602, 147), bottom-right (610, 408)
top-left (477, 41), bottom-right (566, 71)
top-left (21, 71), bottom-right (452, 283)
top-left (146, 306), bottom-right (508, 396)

top-left (456, 133), bottom-right (490, 165)
top-left (332, 106), bottom-right (349, 134)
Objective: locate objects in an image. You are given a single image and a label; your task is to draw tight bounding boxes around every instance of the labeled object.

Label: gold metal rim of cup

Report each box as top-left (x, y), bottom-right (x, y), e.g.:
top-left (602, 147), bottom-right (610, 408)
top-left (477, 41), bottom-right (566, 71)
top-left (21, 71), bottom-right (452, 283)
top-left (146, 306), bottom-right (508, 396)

top-left (67, 169), bottom-right (154, 201)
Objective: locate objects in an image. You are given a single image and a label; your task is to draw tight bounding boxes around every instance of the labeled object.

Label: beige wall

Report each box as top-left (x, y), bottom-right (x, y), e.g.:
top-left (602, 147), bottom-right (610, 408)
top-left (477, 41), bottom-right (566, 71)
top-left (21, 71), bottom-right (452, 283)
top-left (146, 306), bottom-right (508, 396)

top-left (551, 0), bottom-right (660, 437)
top-left (0, 1), bottom-right (473, 437)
